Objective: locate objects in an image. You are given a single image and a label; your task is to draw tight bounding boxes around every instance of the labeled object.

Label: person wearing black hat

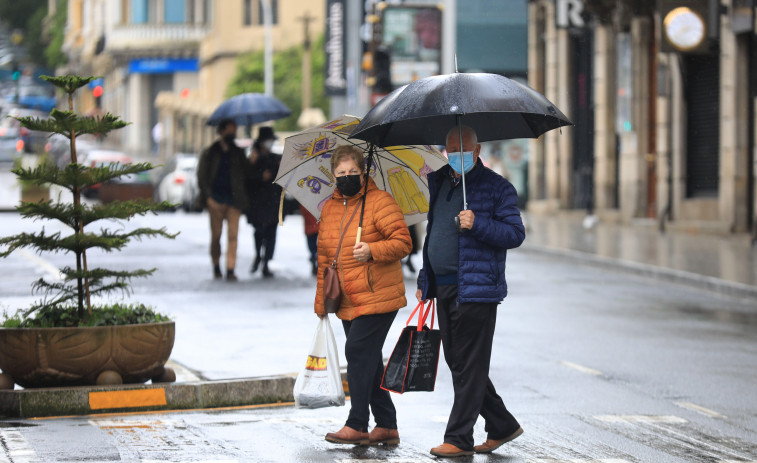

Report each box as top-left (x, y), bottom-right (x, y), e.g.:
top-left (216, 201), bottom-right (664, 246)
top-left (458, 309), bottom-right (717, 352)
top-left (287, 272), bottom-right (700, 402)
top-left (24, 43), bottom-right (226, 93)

top-left (246, 126), bottom-right (282, 278)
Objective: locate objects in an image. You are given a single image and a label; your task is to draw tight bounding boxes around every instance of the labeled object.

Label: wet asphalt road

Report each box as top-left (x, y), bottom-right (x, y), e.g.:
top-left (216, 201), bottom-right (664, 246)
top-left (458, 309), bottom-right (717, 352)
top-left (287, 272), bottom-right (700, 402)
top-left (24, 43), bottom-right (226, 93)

top-left (1, 211), bottom-right (756, 462)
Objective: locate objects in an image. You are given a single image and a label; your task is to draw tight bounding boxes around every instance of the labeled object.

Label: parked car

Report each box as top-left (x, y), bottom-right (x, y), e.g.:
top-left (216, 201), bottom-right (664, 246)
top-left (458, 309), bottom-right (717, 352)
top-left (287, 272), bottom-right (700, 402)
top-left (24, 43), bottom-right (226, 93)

top-left (2, 107), bottom-right (50, 155)
top-left (0, 124), bottom-right (21, 166)
top-left (180, 162), bottom-right (201, 212)
top-left (79, 149), bottom-right (133, 199)
top-left (155, 153), bottom-right (197, 210)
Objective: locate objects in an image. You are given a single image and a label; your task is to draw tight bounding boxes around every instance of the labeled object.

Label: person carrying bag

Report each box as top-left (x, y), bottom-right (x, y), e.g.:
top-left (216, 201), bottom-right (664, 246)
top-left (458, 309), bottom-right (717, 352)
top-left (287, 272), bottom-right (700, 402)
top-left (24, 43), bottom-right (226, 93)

top-left (313, 145), bottom-right (412, 446)
top-left (381, 299), bottom-right (441, 394)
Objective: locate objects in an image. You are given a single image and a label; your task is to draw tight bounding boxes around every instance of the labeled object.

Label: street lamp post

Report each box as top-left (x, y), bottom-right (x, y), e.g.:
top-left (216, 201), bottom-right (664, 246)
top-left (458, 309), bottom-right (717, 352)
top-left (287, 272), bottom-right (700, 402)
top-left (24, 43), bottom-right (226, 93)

top-left (261, 0), bottom-right (273, 97)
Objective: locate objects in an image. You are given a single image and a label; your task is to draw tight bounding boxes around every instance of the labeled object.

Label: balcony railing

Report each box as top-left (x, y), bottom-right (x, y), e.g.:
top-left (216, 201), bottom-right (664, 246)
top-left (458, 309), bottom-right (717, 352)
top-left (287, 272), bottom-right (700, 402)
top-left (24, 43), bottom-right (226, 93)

top-left (107, 24), bottom-right (210, 51)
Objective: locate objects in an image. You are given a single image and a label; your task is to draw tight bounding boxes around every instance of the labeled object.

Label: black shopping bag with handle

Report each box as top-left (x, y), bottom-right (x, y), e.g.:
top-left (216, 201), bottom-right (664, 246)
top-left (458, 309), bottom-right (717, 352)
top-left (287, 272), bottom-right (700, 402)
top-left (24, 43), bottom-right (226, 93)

top-left (380, 300), bottom-right (441, 394)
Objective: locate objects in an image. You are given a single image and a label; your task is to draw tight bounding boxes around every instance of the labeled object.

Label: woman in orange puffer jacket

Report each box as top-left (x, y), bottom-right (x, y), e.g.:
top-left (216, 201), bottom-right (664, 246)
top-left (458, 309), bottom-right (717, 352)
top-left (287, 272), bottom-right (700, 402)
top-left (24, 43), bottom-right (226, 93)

top-left (316, 145), bottom-right (411, 447)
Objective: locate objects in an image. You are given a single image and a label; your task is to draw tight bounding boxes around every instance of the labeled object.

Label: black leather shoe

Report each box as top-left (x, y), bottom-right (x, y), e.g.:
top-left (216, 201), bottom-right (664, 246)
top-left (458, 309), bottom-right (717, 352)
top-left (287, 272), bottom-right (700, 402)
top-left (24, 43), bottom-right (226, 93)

top-left (262, 264), bottom-right (273, 278)
top-left (213, 265), bottom-right (223, 279)
top-left (251, 256), bottom-right (261, 273)
top-left (226, 270), bottom-right (238, 282)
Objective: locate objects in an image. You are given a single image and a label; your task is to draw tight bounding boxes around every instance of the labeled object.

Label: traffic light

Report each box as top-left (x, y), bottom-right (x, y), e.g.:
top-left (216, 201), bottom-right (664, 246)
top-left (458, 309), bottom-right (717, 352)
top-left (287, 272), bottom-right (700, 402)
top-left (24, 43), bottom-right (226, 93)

top-left (373, 48), bottom-right (392, 94)
top-left (11, 62), bottom-right (19, 81)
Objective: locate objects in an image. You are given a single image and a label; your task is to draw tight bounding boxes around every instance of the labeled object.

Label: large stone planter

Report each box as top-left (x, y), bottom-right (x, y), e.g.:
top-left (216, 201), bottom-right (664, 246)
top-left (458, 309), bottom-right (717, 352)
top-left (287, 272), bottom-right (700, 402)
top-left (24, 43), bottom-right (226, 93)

top-left (20, 185), bottom-right (50, 203)
top-left (0, 322), bottom-right (175, 388)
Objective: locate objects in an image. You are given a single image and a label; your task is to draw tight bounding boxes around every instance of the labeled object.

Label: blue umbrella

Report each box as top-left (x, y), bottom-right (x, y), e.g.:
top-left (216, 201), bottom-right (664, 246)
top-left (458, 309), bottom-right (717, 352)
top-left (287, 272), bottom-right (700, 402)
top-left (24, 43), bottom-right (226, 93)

top-left (206, 93), bottom-right (291, 127)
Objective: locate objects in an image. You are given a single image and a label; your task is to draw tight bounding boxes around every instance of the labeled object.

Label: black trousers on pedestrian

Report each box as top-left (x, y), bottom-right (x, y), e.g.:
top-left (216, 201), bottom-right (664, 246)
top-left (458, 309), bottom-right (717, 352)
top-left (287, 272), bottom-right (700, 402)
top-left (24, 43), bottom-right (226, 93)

top-left (342, 310), bottom-right (398, 432)
top-left (306, 232), bottom-right (318, 263)
top-left (253, 223), bottom-right (277, 262)
top-left (436, 285), bottom-right (521, 451)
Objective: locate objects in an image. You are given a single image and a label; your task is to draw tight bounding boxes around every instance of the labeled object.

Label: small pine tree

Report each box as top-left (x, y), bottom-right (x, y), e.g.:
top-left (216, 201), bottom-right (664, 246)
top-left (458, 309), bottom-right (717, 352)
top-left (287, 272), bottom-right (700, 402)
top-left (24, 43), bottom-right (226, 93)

top-left (0, 75), bottom-right (176, 327)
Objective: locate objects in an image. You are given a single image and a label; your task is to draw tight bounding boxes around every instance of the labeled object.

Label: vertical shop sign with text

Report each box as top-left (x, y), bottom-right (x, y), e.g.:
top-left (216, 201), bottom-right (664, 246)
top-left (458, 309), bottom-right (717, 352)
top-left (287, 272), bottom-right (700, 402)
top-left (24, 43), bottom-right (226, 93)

top-left (325, 0), bottom-right (347, 95)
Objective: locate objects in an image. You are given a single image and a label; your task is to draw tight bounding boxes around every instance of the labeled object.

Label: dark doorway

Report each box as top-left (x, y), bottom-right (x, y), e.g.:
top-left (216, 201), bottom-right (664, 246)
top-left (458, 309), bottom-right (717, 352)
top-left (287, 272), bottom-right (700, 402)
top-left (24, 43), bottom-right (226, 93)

top-left (571, 27), bottom-right (594, 211)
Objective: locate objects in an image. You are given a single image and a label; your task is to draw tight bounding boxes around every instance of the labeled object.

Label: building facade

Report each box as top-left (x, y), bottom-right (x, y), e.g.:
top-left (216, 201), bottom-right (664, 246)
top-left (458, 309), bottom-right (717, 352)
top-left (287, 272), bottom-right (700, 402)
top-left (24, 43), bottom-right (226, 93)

top-left (61, 0), bottom-right (324, 160)
top-left (528, 0), bottom-right (757, 237)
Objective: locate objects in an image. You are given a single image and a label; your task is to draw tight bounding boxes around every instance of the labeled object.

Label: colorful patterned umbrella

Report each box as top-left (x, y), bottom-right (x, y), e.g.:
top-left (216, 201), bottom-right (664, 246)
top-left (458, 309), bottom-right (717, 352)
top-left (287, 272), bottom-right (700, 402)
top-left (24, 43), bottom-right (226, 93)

top-left (275, 115), bottom-right (447, 226)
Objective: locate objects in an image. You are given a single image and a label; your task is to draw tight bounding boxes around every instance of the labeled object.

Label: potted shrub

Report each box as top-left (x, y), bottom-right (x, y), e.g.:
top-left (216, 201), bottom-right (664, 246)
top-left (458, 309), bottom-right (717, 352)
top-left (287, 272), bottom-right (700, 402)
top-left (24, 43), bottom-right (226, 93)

top-left (0, 75), bottom-right (177, 389)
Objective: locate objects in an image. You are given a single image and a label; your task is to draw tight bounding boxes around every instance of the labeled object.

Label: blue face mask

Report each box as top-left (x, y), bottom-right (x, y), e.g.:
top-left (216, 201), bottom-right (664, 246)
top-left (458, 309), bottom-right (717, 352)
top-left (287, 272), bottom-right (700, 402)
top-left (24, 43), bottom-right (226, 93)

top-left (447, 151), bottom-right (475, 174)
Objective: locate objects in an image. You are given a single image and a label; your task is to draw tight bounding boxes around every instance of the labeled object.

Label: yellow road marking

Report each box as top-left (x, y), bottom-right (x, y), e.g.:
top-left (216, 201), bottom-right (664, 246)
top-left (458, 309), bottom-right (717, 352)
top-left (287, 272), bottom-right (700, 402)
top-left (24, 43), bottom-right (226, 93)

top-left (31, 400), bottom-right (296, 421)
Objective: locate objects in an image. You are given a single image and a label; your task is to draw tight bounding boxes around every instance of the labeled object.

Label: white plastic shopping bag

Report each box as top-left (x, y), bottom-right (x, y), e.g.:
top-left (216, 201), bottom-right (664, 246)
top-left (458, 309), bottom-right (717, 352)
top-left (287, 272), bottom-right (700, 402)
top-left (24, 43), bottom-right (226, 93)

top-left (293, 316), bottom-right (345, 409)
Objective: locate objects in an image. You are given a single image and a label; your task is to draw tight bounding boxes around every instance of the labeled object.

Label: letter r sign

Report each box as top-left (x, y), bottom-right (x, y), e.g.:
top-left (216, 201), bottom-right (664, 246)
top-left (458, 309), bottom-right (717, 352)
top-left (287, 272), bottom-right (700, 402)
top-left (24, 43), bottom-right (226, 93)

top-left (556, 0), bottom-right (585, 28)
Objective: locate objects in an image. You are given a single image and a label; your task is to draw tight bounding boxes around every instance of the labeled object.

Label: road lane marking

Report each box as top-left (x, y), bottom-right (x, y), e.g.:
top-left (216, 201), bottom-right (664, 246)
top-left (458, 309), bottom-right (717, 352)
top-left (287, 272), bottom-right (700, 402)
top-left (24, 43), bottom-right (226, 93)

top-left (142, 461), bottom-right (239, 463)
top-left (89, 388), bottom-right (167, 410)
top-left (594, 415), bottom-right (687, 424)
top-left (0, 429), bottom-right (38, 463)
top-left (561, 361), bottom-right (603, 376)
top-left (18, 248), bottom-right (64, 281)
top-left (337, 460), bottom-right (435, 463)
top-left (675, 401), bottom-right (727, 419)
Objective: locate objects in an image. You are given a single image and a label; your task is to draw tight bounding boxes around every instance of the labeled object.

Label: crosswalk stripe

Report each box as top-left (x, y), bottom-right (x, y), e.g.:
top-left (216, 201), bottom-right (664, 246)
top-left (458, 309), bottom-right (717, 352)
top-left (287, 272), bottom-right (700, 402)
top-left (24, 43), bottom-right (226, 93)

top-left (0, 429), bottom-right (38, 463)
top-left (530, 460), bottom-right (632, 463)
top-left (142, 461), bottom-right (239, 463)
top-left (336, 460), bottom-right (435, 463)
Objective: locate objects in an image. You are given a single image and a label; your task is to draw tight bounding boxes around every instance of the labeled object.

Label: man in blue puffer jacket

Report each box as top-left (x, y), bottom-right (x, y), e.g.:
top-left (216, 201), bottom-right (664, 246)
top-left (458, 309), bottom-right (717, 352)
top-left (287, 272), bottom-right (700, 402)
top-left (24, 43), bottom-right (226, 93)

top-left (417, 125), bottom-right (526, 458)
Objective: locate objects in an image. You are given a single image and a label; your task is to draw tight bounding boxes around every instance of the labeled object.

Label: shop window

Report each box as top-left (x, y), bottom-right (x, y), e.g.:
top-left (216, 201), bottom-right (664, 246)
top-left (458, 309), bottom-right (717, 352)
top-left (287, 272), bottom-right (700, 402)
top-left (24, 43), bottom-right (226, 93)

top-left (258, 0), bottom-right (278, 25)
top-left (165, 0), bottom-right (186, 23)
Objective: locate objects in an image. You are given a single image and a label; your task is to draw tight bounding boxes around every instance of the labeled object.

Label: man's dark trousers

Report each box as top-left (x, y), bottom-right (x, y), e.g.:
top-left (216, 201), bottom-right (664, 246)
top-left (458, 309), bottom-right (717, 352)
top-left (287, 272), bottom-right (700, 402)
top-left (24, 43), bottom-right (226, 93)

top-left (342, 311), bottom-right (398, 432)
top-left (436, 285), bottom-right (521, 451)
top-left (253, 223), bottom-right (277, 262)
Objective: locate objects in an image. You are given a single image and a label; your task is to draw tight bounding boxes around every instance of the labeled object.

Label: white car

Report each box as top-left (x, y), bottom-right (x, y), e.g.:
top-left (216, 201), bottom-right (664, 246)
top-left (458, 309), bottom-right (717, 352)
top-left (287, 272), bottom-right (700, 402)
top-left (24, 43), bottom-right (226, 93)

top-left (156, 154), bottom-right (198, 209)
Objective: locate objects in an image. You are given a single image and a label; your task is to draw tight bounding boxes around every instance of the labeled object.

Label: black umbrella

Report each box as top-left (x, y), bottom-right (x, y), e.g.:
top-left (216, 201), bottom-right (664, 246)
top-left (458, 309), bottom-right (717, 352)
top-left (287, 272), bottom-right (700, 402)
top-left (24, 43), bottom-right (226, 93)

top-left (206, 93), bottom-right (291, 127)
top-left (349, 72), bottom-right (572, 147)
top-left (350, 72), bottom-right (572, 229)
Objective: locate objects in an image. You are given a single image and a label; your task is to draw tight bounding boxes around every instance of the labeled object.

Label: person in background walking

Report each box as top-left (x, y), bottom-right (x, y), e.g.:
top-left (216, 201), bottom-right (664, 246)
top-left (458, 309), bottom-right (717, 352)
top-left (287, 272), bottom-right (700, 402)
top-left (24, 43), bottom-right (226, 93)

top-left (314, 145), bottom-right (412, 446)
top-left (197, 119), bottom-right (249, 281)
top-left (247, 126), bottom-right (282, 278)
top-left (300, 204), bottom-right (319, 276)
top-left (404, 223), bottom-right (419, 273)
top-left (417, 125), bottom-right (526, 458)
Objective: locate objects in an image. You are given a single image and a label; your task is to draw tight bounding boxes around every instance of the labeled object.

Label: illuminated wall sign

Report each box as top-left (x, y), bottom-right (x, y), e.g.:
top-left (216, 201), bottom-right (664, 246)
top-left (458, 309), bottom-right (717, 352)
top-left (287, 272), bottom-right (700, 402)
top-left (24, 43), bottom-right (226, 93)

top-left (556, 0), bottom-right (585, 28)
top-left (128, 58), bottom-right (199, 74)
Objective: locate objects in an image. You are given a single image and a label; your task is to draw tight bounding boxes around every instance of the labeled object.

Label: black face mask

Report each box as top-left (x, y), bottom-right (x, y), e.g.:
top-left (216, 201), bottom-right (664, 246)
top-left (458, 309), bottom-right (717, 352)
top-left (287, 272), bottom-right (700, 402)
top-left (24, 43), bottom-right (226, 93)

top-left (335, 174), bottom-right (362, 197)
top-left (222, 134), bottom-right (236, 146)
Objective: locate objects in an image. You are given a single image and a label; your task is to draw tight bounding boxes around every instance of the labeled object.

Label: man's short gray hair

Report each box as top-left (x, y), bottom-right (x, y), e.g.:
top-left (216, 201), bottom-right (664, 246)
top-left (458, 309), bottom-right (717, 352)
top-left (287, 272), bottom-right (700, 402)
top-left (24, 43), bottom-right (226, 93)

top-left (445, 125), bottom-right (478, 147)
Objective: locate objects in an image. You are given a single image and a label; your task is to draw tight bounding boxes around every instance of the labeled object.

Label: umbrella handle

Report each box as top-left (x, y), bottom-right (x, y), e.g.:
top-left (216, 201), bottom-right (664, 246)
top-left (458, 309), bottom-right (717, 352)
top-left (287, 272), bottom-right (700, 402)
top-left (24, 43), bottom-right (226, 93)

top-left (356, 227), bottom-right (362, 244)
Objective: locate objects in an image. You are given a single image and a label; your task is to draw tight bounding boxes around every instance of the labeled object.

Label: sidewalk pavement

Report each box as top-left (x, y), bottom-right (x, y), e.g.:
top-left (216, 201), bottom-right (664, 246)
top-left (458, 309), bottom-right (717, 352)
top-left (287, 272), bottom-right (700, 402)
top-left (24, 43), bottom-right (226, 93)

top-left (521, 211), bottom-right (757, 300)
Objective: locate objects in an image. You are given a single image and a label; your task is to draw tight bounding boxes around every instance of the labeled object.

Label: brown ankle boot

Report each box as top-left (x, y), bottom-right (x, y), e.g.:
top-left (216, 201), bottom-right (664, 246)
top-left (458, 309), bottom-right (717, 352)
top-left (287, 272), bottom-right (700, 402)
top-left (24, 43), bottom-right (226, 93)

top-left (368, 427), bottom-right (400, 445)
top-left (324, 426), bottom-right (369, 445)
